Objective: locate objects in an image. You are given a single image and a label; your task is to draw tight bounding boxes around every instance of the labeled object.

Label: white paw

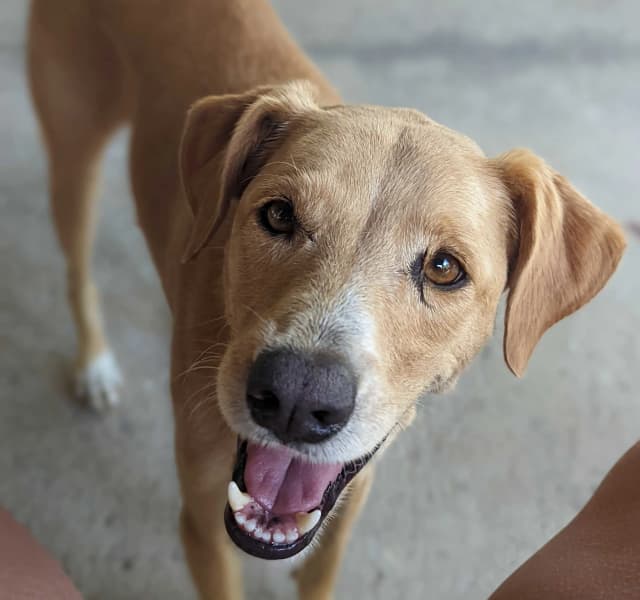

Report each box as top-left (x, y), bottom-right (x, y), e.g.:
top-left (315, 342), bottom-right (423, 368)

top-left (75, 350), bottom-right (123, 412)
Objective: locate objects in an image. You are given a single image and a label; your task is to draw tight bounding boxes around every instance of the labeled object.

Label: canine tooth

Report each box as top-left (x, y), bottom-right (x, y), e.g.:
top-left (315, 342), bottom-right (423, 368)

top-left (244, 518), bottom-right (257, 533)
top-left (295, 510), bottom-right (321, 535)
top-left (285, 530), bottom-right (298, 544)
top-left (228, 481), bottom-right (252, 512)
top-left (234, 512), bottom-right (246, 526)
top-left (272, 530), bottom-right (285, 544)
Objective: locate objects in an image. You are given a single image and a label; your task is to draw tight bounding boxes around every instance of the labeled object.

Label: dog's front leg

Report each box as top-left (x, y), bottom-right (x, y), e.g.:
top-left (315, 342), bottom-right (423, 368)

top-left (176, 424), bottom-right (243, 600)
top-left (180, 503), bottom-right (242, 600)
top-left (294, 464), bottom-right (375, 600)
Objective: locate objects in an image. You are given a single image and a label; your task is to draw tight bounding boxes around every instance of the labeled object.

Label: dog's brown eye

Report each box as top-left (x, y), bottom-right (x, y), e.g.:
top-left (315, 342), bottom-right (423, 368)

top-left (260, 199), bottom-right (295, 235)
top-left (424, 252), bottom-right (465, 287)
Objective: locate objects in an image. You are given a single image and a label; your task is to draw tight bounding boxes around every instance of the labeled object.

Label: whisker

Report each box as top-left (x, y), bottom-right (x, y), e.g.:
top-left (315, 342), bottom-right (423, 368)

top-left (187, 314), bottom-right (228, 329)
top-left (174, 341), bottom-right (229, 381)
top-left (242, 303), bottom-right (269, 327)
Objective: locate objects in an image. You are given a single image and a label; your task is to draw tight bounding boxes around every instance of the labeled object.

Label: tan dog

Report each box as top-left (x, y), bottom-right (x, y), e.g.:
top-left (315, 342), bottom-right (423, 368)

top-left (27, 1), bottom-right (626, 598)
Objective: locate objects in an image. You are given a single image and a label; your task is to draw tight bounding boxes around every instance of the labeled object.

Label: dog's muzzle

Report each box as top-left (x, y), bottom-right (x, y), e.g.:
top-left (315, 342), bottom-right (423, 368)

top-left (223, 348), bottom-right (379, 559)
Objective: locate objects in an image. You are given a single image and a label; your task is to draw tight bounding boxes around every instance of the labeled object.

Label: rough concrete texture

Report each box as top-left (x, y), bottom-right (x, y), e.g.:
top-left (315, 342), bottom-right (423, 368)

top-left (1, 1), bottom-right (638, 599)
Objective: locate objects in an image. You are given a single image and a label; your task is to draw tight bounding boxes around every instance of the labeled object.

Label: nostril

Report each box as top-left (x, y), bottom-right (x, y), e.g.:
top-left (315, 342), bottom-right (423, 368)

top-left (311, 410), bottom-right (333, 426)
top-left (248, 390), bottom-right (279, 414)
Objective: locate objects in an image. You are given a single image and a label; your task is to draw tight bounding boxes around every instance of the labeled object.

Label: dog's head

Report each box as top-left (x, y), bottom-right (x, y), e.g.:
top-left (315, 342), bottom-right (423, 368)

top-left (179, 81), bottom-right (626, 558)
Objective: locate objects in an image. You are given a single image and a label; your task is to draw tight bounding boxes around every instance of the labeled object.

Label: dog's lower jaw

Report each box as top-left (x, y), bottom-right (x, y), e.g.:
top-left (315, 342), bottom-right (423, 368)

top-left (223, 438), bottom-right (381, 560)
top-left (177, 437), bottom-right (373, 600)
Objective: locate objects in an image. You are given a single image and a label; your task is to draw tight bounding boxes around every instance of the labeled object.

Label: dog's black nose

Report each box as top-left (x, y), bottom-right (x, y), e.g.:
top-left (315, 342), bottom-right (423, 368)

top-left (246, 349), bottom-right (357, 444)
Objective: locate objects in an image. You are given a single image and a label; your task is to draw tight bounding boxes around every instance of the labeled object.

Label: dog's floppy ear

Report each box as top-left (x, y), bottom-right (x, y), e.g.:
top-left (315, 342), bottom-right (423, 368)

top-left (493, 149), bottom-right (626, 376)
top-left (179, 80), bottom-right (319, 262)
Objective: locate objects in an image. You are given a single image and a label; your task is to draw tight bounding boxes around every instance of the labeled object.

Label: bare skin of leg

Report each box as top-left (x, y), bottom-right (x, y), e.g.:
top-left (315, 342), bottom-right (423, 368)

top-left (294, 465), bottom-right (375, 600)
top-left (27, 0), bottom-right (129, 410)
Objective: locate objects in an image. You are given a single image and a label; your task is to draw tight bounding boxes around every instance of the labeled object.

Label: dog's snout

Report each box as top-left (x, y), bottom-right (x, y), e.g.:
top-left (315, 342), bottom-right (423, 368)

top-left (246, 349), bottom-right (356, 444)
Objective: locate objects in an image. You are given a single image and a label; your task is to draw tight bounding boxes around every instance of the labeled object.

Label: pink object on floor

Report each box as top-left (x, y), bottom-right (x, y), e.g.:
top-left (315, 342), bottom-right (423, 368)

top-left (0, 508), bottom-right (82, 599)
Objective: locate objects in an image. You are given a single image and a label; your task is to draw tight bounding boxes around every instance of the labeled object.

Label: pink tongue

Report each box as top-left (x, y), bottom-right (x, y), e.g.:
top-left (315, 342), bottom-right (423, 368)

top-left (244, 443), bottom-right (343, 516)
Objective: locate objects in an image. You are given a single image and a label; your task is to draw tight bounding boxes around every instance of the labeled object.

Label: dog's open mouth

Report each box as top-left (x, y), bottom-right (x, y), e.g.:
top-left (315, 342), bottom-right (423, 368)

top-left (224, 439), bottom-right (378, 559)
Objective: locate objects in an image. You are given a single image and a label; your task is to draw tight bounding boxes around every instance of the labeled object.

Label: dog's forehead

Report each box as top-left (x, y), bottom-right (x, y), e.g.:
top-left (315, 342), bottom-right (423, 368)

top-left (290, 105), bottom-right (490, 204)
top-left (315, 104), bottom-right (484, 159)
top-left (284, 106), bottom-right (501, 239)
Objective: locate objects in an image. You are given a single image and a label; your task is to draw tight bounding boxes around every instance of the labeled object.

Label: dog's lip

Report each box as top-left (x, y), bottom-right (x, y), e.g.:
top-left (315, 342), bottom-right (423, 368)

top-left (224, 438), bottom-right (381, 560)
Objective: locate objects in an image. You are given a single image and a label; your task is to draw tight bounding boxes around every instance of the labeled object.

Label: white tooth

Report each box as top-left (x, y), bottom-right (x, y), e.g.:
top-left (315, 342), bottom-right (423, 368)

top-left (285, 530), bottom-right (298, 544)
top-left (244, 518), bottom-right (257, 533)
top-left (259, 530), bottom-right (271, 542)
top-left (234, 512), bottom-right (246, 526)
top-left (295, 510), bottom-right (321, 535)
top-left (227, 481), bottom-right (252, 512)
top-left (272, 530), bottom-right (285, 544)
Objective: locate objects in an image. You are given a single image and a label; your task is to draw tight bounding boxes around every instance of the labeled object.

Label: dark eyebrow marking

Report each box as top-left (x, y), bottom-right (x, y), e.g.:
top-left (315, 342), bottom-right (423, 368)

top-left (409, 252), bottom-right (427, 305)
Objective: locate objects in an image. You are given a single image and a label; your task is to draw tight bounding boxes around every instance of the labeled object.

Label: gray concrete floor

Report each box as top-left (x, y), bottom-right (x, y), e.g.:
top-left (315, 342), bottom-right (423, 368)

top-left (1, 1), bottom-right (639, 599)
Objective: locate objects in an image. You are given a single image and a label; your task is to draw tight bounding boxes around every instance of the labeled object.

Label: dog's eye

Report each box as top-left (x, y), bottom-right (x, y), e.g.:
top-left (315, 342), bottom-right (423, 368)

top-left (260, 199), bottom-right (296, 235)
top-left (424, 252), bottom-right (466, 287)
